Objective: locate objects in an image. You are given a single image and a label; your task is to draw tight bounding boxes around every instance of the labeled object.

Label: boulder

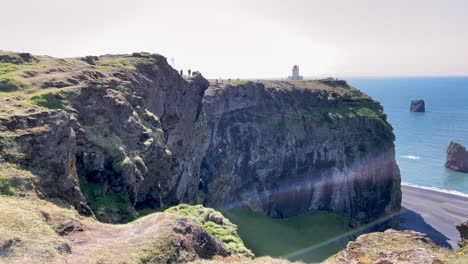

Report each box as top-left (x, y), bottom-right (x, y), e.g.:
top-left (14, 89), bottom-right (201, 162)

top-left (410, 99), bottom-right (425, 112)
top-left (456, 220), bottom-right (468, 247)
top-left (445, 142), bottom-right (468, 173)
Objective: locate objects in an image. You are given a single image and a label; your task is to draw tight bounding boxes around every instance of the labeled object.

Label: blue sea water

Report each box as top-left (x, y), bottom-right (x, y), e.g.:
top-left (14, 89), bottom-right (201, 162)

top-left (348, 77), bottom-right (468, 195)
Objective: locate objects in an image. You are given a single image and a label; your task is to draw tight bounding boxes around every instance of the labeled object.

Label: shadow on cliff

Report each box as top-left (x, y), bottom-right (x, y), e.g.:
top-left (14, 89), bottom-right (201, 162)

top-left (397, 207), bottom-right (452, 249)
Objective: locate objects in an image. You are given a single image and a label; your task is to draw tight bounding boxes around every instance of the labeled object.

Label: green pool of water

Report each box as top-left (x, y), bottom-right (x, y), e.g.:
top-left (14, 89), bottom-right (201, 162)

top-left (222, 210), bottom-right (353, 263)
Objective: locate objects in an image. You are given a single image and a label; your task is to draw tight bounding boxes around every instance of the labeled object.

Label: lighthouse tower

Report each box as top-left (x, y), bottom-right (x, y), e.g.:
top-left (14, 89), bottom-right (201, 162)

top-left (288, 65), bottom-right (303, 80)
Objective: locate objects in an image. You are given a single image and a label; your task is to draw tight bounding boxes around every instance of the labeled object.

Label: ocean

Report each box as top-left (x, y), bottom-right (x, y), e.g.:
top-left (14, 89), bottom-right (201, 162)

top-left (348, 77), bottom-right (468, 195)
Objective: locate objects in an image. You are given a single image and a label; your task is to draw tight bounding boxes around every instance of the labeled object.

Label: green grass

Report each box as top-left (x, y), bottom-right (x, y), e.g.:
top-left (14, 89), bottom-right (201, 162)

top-left (0, 63), bottom-right (20, 75)
top-left (83, 126), bottom-right (125, 159)
top-left (165, 204), bottom-right (254, 258)
top-left (0, 195), bottom-right (73, 262)
top-left (0, 163), bottom-right (35, 196)
top-left (0, 133), bottom-right (26, 161)
top-left (80, 182), bottom-right (138, 223)
top-left (99, 58), bottom-right (142, 71)
top-left (31, 92), bottom-right (71, 110)
top-left (222, 210), bottom-right (352, 263)
top-left (0, 77), bottom-right (29, 92)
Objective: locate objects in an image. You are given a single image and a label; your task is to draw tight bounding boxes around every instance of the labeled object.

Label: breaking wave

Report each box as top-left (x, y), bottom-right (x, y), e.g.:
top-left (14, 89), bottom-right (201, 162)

top-left (402, 182), bottom-right (468, 198)
top-left (400, 155), bottom-right (421, 160)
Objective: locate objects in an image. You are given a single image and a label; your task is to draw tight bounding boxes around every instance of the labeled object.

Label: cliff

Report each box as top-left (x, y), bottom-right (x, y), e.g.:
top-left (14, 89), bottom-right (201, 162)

top-left (200, 80), bottom-right (401, 222)
top-left (0, 51), bottom-right (208, 222)
top-left (0, 51), bottom-right (400, 224)
top-left (0, 50), bottom-right (404, 262)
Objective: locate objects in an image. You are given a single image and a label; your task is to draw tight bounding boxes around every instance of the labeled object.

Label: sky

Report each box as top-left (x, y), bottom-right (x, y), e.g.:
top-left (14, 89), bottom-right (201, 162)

top-left (2, 0), bottom-right (468, 78)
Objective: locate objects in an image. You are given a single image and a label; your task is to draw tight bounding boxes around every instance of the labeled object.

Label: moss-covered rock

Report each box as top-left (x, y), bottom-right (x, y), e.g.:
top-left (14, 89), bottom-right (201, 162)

top-left (166, 204), bottom-right (254, 258)
top-left (324, 229), bottom-right (468, 264)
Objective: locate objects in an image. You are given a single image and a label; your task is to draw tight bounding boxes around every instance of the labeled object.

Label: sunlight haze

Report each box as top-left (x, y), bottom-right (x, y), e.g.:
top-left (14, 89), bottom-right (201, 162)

top-left (2, 0), bottom-right (467, 78)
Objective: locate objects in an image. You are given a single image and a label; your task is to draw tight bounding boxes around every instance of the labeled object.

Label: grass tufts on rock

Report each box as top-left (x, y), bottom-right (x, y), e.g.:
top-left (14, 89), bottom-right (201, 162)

top-left (165, 204), bottom-right (254, 258)
top-left (0, 77), bottom-right (29, 92)
top-left (80, 182), bottom-right (137, 223)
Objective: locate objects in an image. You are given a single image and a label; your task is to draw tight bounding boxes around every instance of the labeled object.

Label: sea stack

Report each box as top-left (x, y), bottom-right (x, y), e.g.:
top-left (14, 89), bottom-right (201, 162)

top-left (410, 99), bottom-right (425, 112)
top-left (445, 142), bottom-right (468, 173)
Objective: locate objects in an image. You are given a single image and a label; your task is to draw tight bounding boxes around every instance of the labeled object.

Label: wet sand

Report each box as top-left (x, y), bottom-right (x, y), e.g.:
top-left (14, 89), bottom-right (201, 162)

top-left (399, 185), bottom-right (468, 249)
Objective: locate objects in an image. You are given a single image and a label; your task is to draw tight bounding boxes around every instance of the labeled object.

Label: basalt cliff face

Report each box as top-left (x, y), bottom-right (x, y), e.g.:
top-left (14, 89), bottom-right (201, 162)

top-left (200, 81), bottom-right (401, 222)
top-left (0, 51), bottom-right (400, 225)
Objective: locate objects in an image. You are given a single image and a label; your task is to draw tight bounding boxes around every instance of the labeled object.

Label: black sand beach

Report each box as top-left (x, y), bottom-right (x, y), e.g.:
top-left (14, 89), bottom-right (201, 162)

top-left (399, 185), bottom-right (468, 249)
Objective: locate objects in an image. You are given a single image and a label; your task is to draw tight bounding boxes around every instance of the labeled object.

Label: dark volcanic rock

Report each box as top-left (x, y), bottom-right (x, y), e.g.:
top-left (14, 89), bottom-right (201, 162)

top-left (456, 220), bottom-right (468, 247)
top-left (171, 218), bottom-right (230, 260)
top-left (199, 81), bottom-right (401, 223)
top-left (445, 142), bottom-right (468, 173)
top-left (410, 99), bottom-right (425, 112)
top-left (0, 110), bottom-right (92, 215)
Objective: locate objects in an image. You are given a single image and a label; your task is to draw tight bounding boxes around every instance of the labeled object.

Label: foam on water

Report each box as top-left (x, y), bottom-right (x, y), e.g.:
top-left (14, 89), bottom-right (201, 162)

top-left (349, 77), bottom-right (468, 195)
top-left (400, 155), bottom-right (421, 160)
top-left (402, 182), bottom-right (468, 198)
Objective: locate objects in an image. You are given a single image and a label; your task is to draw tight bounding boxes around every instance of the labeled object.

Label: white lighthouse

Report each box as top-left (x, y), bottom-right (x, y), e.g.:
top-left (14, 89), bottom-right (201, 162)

top-left (288, 65), bottom-right (303, 80)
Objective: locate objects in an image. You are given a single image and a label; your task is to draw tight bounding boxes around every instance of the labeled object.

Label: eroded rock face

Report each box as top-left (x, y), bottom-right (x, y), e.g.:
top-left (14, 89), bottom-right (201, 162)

top-left (325, 228), bottom-right (468, 264)
top-left (171, 217), bottom-right (230, 260)
top-left (199, 81), bottom-right (401, 223)
top-left (0, 110), bottom-right (91, 215)
top-left (445, 142), bottom-right (468, 173)
top-left (410, 99), bottom-right (425, 112)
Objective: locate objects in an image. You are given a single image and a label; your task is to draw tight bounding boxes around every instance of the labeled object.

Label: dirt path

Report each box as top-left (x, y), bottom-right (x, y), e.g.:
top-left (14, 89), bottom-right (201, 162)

top-left (54, 213), bottom-right (174, 264)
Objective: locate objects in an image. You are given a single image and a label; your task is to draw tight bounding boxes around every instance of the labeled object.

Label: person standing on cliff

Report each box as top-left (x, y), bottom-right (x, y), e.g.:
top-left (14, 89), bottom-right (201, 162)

top-left (180, 69), bottom-right (183, 76)
top-left (188, 69), bottom-right (191, 77)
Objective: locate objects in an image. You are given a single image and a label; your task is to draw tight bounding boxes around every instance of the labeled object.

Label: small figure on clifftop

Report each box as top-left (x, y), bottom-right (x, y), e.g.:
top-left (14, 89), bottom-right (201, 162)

top-left (410, 99), bottom-right (425, 112)
top-left (180, 69), bottom-right (183, 76)
top-left (188, 69), bottom-right (192, 77)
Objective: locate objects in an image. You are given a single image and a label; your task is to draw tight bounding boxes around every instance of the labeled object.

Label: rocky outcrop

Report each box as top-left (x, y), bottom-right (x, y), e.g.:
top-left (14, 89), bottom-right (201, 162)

top-left (199, 81), bottom-right (401, 223)
top-left (1, 52), bottom-right (207, 222)
top-left (0, 110), bottom-right (91, 215)
top-left (410, 99), bottom-right (425, 112)
top-left (456, 220), bottom-right (468, 247)
top-left (166, 204), bottom-right (254, 258)
top-left (445, 142), bottom-right (468, 173)
top-left (324, 229), bottom-right (468, 264)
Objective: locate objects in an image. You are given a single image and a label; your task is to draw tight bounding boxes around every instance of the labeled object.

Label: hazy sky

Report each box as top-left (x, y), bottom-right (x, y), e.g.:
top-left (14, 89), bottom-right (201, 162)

top-left (2, 0), bottom-right (468, 78)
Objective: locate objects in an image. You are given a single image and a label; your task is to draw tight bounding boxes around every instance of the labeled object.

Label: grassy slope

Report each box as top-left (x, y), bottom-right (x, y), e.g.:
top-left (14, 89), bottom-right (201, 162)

top-left (0, 162), bottom-right (290, 263)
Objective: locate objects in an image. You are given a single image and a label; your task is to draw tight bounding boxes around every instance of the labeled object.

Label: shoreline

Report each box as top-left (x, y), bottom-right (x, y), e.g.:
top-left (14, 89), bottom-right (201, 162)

top-left (400, 184), bottom-right (468, 249)
top-left (402, 182), bottom-right (468, 198)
